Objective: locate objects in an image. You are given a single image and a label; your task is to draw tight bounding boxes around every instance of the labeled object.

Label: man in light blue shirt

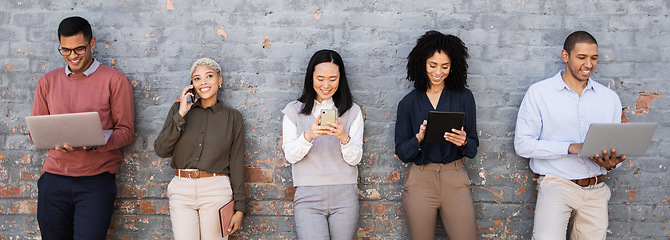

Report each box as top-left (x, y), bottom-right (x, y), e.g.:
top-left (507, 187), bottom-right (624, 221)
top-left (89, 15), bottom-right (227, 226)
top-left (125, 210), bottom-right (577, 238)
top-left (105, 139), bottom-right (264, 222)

top-left (514, 31), bottom-right (626, 240)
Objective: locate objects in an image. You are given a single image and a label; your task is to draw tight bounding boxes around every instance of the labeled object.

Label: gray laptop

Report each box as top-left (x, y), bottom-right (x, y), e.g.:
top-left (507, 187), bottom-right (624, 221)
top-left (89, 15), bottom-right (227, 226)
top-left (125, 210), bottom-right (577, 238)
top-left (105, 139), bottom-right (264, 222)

top-left (26, 112), bottom-right (112, 150)
top-left (579, 123), bottom-right (657, 157)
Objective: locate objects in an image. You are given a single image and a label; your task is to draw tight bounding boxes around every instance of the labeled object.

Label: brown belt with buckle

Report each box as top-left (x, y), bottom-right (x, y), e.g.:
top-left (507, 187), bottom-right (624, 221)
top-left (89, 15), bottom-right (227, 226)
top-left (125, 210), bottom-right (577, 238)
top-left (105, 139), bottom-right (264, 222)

top-left (175, 169), bottom-right (228, 179)
top-left (571, 175), bottom-right (604, 187)
top-left (531, 173), bottom-right (604, 187)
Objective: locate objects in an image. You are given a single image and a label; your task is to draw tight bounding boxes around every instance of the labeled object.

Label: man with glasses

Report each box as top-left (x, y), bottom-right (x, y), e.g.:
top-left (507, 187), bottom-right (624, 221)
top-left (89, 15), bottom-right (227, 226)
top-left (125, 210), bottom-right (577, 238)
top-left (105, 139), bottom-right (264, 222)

top-left (31, 16), bottom-right (135, 239)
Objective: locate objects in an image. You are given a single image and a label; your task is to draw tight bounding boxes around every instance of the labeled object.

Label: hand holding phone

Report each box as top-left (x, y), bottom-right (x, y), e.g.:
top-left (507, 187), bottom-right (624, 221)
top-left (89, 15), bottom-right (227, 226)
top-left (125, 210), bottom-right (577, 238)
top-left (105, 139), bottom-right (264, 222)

top-left (187, 83), bottom-right (199, 103)
top-left (319, 109), bottom-right (336, 127)
top-left (178, 84), bottom-right (198, 117)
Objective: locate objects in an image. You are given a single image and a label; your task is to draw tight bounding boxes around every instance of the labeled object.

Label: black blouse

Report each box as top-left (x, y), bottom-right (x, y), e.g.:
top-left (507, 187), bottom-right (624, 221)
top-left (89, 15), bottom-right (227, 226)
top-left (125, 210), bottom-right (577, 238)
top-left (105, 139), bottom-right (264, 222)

top-left (395, 88), bottom-right (479, 165)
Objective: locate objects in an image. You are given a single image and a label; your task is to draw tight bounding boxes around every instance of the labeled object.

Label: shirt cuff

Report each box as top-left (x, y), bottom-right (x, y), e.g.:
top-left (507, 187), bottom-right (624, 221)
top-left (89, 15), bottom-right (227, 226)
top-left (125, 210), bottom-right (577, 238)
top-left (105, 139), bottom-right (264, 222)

top-left (172, 113), bottom-right (185, 131)
top-left (339, 136), bottom-right (351, 146)
top-left (299, 132), bottom-right (313, 146)
top-left (413, 136), bottom-right (423, 152)
top-left (607, 161), bottom-right (624, 171)
top-left (554, 142), bottom-right (572, 155)
top-left (341, 138), bottom-right (354, 151)
top-left (458, 141), bottom-right (467, 151)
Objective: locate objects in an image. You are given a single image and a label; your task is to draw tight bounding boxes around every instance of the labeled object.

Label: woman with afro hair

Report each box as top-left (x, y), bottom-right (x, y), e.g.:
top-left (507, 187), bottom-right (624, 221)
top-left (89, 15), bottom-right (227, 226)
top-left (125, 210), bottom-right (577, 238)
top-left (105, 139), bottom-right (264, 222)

top-left (395, 30), bottom-right (479, 240)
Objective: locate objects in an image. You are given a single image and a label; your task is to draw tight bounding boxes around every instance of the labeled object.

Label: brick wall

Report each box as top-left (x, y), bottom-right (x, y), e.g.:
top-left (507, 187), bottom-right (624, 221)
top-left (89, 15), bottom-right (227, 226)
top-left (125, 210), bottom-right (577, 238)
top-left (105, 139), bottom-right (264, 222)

top-left (1, 0), bottom-right (668, 239)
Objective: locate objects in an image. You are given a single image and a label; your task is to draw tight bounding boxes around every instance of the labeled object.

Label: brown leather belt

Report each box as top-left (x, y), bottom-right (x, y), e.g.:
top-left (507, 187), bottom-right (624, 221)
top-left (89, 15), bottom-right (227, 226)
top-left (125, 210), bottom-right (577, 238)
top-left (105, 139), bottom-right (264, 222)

top-left (175, 169), bottom-right (227, 179)
top-left (532, 173), bottom-right (604, 187)
top-left (571, 175), bottom-right (604, 187)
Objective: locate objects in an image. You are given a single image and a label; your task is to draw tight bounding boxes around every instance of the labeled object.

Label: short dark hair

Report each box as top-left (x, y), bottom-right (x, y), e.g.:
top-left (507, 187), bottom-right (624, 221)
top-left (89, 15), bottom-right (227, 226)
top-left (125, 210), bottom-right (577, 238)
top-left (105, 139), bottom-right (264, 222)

top-left (563, 31), bottom-right (597, 55)
top-left (406, 30), bottom-right (469, 92)
top-left (297, 49), bottom-right (354, 116)
top-left (58, 16), bottom-right (92, 42)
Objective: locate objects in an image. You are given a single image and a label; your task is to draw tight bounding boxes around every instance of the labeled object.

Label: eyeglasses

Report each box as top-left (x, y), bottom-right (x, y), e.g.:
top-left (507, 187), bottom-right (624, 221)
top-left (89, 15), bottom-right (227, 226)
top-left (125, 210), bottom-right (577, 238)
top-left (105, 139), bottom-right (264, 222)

top-left (58, 41), bottom-right (90, 56)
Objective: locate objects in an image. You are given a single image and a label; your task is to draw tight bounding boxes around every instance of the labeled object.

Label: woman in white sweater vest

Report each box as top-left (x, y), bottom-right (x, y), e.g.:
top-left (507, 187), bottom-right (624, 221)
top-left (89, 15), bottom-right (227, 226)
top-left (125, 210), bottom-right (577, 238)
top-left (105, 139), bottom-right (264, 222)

top-left (281, 49), bottom-right (364, 240)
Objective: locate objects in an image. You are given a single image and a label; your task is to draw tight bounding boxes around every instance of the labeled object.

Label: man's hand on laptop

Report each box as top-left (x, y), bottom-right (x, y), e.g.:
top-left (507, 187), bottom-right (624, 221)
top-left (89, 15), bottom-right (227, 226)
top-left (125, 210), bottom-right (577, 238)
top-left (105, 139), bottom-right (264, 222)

top-left (590, 148), bottom-right (626, 171)
top-left (55, 144), bottom-right (95, 153)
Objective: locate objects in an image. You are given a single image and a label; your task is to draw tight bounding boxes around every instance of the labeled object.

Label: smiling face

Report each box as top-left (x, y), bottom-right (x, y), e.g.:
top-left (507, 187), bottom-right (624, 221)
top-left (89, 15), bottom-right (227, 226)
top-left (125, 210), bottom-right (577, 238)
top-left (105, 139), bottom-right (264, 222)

top-left (562, 42), bottom-right (598, 83)
top-left (425, 51), bottom-right (451, 90)
top-left (59, 33), bottom-right (96, 74)
top-left (312, 62), bottom-right (340, 102)
top-left (191, 65), bottom-right (222, 104)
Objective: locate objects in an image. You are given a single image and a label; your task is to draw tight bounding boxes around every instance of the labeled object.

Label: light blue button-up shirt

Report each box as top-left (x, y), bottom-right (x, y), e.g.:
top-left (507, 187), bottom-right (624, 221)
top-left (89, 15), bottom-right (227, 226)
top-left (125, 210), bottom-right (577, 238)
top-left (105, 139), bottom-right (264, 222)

top-left (514, 71), bottom-right (622, 180)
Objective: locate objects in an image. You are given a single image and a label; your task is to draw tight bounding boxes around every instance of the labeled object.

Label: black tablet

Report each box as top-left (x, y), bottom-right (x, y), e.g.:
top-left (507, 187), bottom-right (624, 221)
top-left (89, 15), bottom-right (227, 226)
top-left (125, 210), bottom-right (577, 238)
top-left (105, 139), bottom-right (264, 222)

top-left (424, 111), bottom-right (464, 144)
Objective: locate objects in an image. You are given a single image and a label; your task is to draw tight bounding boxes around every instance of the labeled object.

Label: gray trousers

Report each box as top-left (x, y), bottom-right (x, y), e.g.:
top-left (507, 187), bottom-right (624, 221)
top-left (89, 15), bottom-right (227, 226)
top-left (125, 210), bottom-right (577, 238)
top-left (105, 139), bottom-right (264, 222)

top-left (294, 184), bottom-right (359, 240)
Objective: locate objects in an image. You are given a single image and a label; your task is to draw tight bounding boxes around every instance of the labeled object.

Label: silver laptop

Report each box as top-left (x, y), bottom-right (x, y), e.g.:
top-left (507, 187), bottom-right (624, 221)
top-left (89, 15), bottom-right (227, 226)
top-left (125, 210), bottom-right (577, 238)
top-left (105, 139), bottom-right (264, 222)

top-left (26, 112), bottom-right (112, 150)
top-left (579, 123), bottom-right (657, 157)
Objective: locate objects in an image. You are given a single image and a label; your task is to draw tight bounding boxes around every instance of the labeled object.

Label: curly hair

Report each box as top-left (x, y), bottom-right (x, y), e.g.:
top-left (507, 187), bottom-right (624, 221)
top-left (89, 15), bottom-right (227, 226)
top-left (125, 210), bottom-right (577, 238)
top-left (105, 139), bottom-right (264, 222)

top-left (297, 49), bottom-right (353, 116)
top-left (406, 30), bottom-right (469, 92)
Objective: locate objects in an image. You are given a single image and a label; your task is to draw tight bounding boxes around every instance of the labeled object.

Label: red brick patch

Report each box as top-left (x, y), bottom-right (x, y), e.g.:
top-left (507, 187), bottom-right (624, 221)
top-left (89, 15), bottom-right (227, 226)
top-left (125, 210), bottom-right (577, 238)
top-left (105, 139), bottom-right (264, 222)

top-left (245, 168), bottom-right (274, 183)
top-left (386, 171), bottom-right (401, 182)
top-left (632, 92), bottom-right (661, 116)
top-left (0, 186), bottom-right (22, 197)
top-left (10, 200), bottom-right (37, 214)
top-left (627, 190), bottom-right (636, 202)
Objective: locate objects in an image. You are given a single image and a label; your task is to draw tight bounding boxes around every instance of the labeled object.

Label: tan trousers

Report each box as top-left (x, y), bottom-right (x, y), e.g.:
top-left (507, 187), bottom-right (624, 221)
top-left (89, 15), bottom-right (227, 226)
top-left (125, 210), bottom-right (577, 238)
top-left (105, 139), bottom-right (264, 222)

top-left (533, 174), bottom-right (611, 240)
top-left (402, 159), bottom-right (477, 240)
top-left (167, 175), bottom-right (233, 240)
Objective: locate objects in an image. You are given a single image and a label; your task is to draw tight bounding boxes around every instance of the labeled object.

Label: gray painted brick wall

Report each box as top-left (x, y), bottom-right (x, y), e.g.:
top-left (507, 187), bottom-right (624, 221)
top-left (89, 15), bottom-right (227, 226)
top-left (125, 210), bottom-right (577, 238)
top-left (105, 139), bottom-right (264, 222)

top-left (1, 0), bottom-right (668, 239)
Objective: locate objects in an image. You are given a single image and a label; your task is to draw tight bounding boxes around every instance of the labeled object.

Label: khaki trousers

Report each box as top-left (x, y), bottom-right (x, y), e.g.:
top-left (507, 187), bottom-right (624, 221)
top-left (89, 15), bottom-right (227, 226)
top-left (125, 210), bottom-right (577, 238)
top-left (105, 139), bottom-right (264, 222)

top-left (402, 159), bottom-right (477, 240)
top-left (167, 175), bottom-right (233, 240)
top-left (533, 174), bottom-right (610, 240)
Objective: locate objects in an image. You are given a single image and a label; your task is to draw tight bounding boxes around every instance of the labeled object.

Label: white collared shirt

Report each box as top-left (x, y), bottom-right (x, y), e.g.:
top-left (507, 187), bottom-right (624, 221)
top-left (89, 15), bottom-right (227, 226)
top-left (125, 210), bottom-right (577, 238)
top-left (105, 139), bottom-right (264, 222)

top-left (64, 59), bottom-right (100, 76)
top-left (282, 98), bottom-right (364, 165)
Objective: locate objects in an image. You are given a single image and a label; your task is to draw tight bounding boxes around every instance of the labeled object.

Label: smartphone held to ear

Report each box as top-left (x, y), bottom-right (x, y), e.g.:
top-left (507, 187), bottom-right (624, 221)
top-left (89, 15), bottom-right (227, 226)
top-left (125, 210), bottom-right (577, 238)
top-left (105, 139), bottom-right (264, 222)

top-left (319, 109), bottom-right (336, 127)
top-left (187, 84), bottom-right (199, 103)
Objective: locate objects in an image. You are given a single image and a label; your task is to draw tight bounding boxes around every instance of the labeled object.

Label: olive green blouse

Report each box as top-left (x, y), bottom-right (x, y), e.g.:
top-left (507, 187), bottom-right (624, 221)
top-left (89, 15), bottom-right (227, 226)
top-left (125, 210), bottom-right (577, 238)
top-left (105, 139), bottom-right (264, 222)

top-left (154, 101), bottom-right (246, 212)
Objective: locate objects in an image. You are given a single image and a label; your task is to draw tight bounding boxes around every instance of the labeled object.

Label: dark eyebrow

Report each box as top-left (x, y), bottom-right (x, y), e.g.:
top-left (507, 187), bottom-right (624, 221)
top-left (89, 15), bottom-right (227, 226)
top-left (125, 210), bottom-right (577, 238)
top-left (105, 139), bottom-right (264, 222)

top-left (576, 54), bottom-right (598, 58)
top-left (316, 74), bottom-right (338, 78)
top-left (428, 60), bottom-right (450, 65)
top-left (193, 71), bottom-right (216, 77)
top-left (60, 44), bottom-right (88, 49)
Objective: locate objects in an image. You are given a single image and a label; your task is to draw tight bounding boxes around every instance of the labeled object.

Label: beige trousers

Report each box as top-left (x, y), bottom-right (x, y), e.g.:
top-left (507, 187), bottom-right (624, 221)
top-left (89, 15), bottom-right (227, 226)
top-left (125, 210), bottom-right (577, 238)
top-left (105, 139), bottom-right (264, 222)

top-left (167, 175), bottom-right (233, 240)
top-left (402, 159), bottom-right (477, 240)
top-left (533, 174), bottom-right (611, 240)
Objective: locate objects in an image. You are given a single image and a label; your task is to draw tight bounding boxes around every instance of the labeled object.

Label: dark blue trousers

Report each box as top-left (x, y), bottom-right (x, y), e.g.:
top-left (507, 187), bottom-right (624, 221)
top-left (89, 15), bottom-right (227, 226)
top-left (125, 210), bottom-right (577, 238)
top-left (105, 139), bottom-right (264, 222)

top-left (37, 172), bottom-right (117, 240)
